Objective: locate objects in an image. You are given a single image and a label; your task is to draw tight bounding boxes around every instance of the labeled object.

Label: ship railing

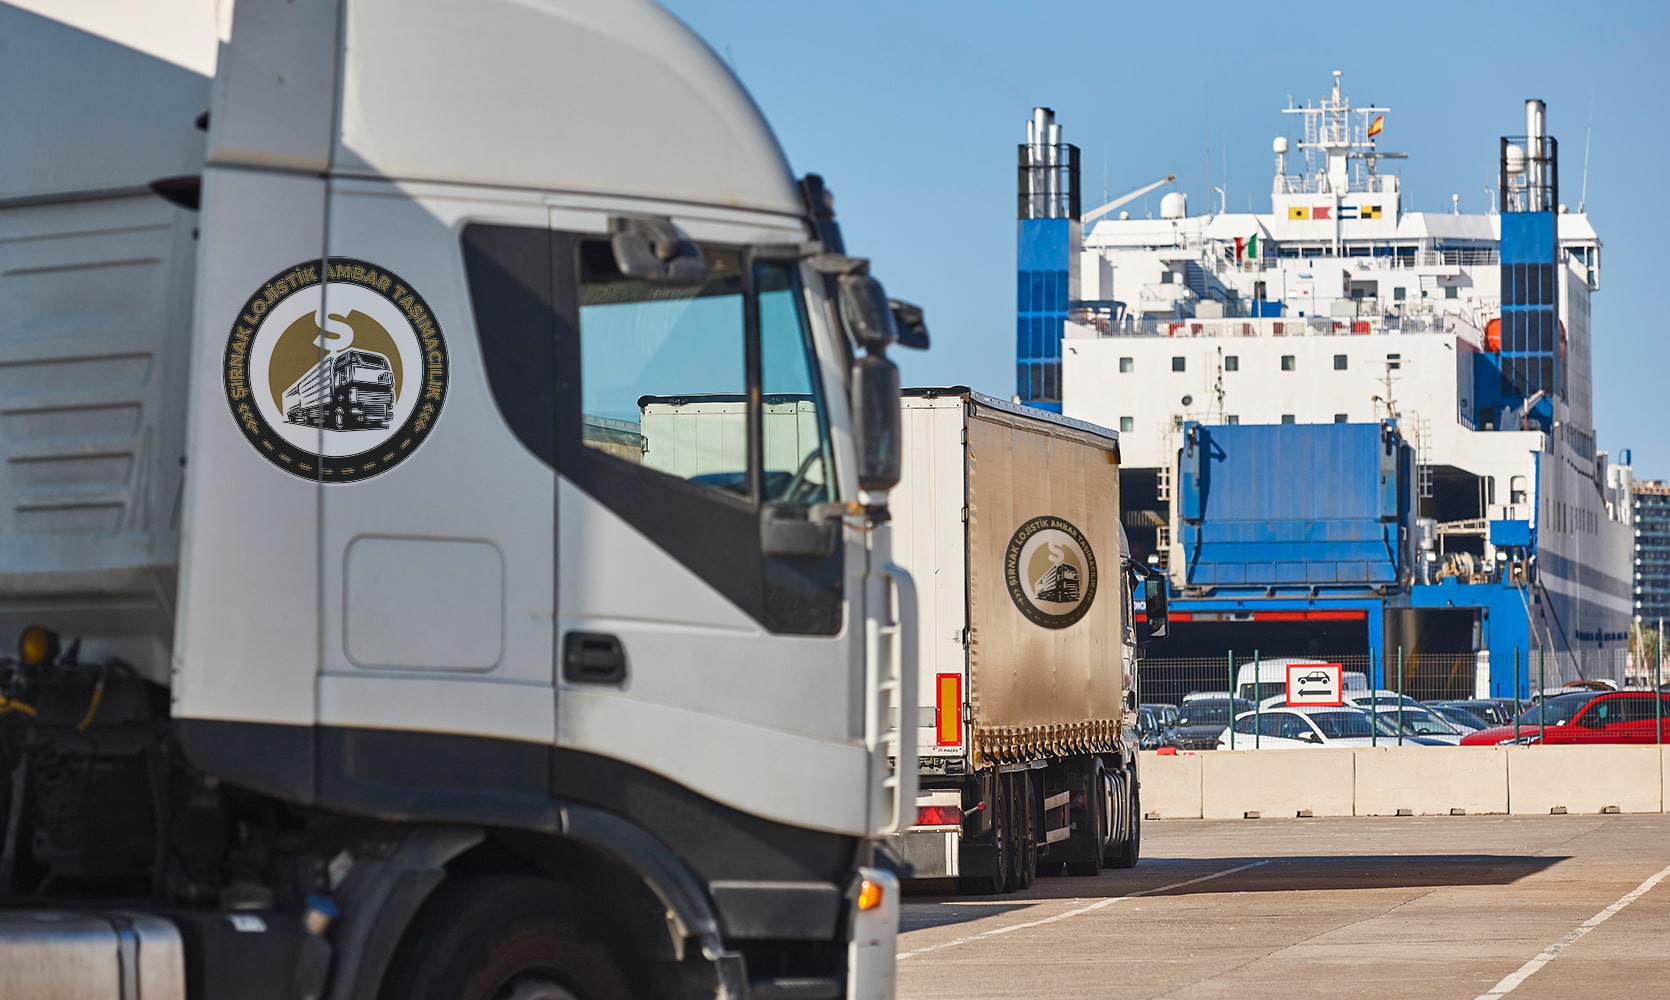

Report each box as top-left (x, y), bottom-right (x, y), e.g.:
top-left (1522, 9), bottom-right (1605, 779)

top-left (1089, 313), bottom-right (1454, 339)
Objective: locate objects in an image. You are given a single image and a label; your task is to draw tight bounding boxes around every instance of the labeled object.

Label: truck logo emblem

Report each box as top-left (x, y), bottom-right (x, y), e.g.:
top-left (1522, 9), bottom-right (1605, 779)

top-left (222, 258), bottom-right (449, 482)
top-left (1004, 516), bottom-right (1097, 629)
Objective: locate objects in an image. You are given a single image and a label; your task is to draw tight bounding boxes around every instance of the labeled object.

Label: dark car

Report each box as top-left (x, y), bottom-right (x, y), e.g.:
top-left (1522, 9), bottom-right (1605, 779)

top-left (1431, 699), bottom-right (1521, 728)
top-left (1135, 702), bottom-right (1180, 749)
top-left (1460, 691), bottom-right (1670, 745)
top-left (1164, 698), bottom-right (1253, 750)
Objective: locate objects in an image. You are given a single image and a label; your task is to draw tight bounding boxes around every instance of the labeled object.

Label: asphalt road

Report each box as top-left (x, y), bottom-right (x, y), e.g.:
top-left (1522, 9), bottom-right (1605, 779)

top-left (897, 814), bottom-right (1670, 999)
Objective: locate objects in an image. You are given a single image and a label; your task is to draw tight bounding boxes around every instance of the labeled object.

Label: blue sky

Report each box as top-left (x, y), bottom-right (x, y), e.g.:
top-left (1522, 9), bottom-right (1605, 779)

top-left (662, 0), bottom-right (1670, 479)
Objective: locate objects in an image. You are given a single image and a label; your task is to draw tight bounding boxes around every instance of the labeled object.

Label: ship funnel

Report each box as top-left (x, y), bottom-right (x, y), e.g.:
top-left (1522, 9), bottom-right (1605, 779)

top-left (1017, 107), bottom-right (1079, 221)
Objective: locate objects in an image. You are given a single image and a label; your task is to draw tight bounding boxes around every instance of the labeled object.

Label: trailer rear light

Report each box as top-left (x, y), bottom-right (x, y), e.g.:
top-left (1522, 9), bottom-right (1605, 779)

top-left (935, 673), bottom-right (962, 746)
top-left (914, 804), bottom-right (962, 828)
top-left (856, 878), bottom-right (885, 912)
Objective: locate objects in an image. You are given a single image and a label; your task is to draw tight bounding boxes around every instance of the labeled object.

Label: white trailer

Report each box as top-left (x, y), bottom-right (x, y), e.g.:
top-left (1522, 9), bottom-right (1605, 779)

top-left (0, 2), bottom-right (924, 997)
top-left (890, 390), bottom-right (1165, 893)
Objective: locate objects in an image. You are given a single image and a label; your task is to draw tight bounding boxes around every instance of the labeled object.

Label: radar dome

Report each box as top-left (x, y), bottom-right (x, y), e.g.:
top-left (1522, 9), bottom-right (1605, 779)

top-left (1505, 144), bottom-right (1526, 174)
top-left (1273, 136), bottom-right (1289, 154)
top-left (1160, 191), bottom-right (1187, 219)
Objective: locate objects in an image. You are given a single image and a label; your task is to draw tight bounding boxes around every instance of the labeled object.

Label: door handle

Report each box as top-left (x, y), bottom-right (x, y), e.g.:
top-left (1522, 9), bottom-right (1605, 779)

top-left (563, 632), bottom-right (627, 685)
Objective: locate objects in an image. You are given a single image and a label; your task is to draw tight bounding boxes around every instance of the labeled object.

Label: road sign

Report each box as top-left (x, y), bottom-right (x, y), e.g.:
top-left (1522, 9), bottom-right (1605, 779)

top-left (1286, 662), bottom-right (1343, 706)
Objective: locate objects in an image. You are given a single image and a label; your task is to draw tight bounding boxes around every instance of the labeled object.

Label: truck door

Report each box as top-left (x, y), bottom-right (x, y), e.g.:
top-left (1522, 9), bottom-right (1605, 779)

top-left (542, 218), bottom-right (870, 836)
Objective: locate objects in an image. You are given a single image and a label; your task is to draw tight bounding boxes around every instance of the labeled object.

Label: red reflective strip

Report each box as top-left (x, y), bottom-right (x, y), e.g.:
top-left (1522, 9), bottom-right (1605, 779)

top-left (935, 673), bottom-right (963, 747)
top-left (1169, 612), bottom-right (1194, 622)
top-left (1252, 610), bottom-right (1366, 622)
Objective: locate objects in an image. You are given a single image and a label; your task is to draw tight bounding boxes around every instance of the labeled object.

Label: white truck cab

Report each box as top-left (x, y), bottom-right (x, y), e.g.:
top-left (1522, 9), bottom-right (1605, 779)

top-left (0, 2), bottom-right (921, 997)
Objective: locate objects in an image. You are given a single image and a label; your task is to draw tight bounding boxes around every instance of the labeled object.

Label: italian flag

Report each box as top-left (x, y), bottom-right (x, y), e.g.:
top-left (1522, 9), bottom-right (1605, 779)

top-left (1235, 233), bottom-right (1259, 260)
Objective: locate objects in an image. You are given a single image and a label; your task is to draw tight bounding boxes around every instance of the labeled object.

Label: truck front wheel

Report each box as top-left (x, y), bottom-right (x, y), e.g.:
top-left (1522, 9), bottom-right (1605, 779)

top-left (380, 875), bottom-right (634, 1000)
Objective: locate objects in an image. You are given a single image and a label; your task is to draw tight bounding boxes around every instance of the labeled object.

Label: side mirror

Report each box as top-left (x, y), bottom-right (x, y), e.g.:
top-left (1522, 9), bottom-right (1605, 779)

top-left (609, 217), bottom-right (707, 285)
top-left (889, 299), bottom-right (930, 350)
top-left (850, 354), bottom-right (901, 491)
top-left (839, 273), bottom-right (897, 351)
top-left (1143, 576), bottom-right (1169, 641)
top-left (1303, 731), bottom-right (1323, 744)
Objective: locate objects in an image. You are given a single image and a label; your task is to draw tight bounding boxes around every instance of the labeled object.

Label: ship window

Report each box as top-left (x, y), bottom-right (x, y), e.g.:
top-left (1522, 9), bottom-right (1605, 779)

top-left (1119, 356), bottom-right (1133, 373)
top-left (1333, 354), bottom-right (1348, 370)
top-left (1120, 416), bottom-right (1134, 432)
top-left (1226, 415), bottom-right (1240, 425)
top-left (1281, 355), bottom-right (1296, 371)
top-left (1334, 413), bottom-right (1349, 423)
top-left (1161, 270), bottom-right (1176, 284)
top-left (1224, 355), bottom-right (1239, 371)
top-left (1445, 285), bottom-right (1459, 299)
top-left (1281, 414), bottom-right (1296, 424)
top-left (1172, 356), bottom-right (1186, 372)
top-left (1394, 287), bottom-right (1407, 301)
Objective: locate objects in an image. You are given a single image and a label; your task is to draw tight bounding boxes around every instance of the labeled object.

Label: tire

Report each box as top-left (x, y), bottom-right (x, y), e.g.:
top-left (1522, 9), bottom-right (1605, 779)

top-left (379, 875), bottom-right (635, 1000)
top-left (992, 773), bottom-right (1015, 894)
top-left (1003, 774), bottom-right (1026, 892)
top-left (1108, 779), bottom-right (1142, 870)
top-left (1064, 763), bottom-right (1106, 877)
top-left (1018, 773), bottom-right (1038, 889)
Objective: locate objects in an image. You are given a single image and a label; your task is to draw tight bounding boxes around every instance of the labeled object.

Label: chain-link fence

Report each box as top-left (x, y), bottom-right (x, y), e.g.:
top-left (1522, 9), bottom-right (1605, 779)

top-left (1132, 647), bottom-right (1670, 750)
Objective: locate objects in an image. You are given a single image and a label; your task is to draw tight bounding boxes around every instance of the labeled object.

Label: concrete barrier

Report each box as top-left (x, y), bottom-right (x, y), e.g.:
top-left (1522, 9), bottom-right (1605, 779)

top-left (1354, 746), bottom-right (1508, 816)
top-left (1140, 752), bottom-right (1202, 819)
top-left (1139, 745), bottom-right (1669, 819)
top-left (1199, 749), bottom-right (1355, 819)
top-left (1507, 745), bottom-right (1662, 814)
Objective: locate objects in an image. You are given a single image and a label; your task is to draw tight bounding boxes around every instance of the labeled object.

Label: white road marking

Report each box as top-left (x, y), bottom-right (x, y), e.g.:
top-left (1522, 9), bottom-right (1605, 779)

top-left (1474, 861), bottom-right (1670, 999)
top-left (897, 860), bottom-right (1269, 960)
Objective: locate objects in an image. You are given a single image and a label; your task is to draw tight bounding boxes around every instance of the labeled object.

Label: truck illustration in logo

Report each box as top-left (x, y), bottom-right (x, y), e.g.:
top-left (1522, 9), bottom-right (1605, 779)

top-left (1033, 560), bottom-right (1081, 603)
top-left (282, 347), bottom-right (396, 430)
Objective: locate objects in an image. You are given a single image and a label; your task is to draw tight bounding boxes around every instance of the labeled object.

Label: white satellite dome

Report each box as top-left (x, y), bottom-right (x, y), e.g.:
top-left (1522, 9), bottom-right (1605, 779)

top-left (1159, 191), bottom-right (1187, 219)
top-left (1273, 136), bottom-right (1289, 155)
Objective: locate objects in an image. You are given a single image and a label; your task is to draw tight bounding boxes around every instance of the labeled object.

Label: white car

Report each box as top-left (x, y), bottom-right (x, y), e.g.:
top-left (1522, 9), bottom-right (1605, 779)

top-left (1343, 693), bottom-right (1464, 745)
top-left (1215, 706), bottom-right (1442, 749)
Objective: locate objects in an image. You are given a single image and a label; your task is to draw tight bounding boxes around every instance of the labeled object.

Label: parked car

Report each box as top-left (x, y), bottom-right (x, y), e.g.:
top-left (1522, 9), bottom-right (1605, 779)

top-left (1430, 698), bottom-right (1521, 727)
top-left (1214, 706), bottom-right (1444, 749)
top-left (1343, 692), bottom-right (1464, 744)
top-left (1133, 704), bottom-right (1172, 750)
top-left (1143, 702), bottom-right (1180, 730)
top-left (1461, 691), bottom-right (1670, 745)
top-left (1428, 704), bottom-right (1490, 732)
top-left (1165, 698), bottom-right (1253, 750)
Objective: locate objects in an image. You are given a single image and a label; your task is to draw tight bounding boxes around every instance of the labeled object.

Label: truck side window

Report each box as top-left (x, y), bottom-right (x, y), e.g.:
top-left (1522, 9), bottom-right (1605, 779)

top-left (578, 246), bottom-right (749, 496)
top-left (757, 261), bottom-right (833, 505)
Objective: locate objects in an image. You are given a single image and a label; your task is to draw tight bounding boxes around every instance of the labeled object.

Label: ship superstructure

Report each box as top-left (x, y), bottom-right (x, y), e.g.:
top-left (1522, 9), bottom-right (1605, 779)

top-left (1024, 75), bottom-right (1635, 695)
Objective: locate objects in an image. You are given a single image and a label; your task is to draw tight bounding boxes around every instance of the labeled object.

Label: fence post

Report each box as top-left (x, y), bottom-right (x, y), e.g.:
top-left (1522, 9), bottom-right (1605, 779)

top-left (1513, 647), bottom-right (1521, 744)
top-left (1227, 649), bottom-right (1235, 750)
top-left (1253, 649), bottom-right (1261, 750)
top-left (1396, 646), bottom-right (1404, 747)
top-left (1538, 647), bottom-right (1546, 744)
top-left (1370, 646), bottom-right (1378, 747)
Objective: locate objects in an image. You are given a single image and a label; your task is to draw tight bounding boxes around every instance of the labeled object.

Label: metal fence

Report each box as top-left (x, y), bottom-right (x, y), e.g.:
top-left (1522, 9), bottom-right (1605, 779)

top-left (1134, 647), bottom-right (1670, 750)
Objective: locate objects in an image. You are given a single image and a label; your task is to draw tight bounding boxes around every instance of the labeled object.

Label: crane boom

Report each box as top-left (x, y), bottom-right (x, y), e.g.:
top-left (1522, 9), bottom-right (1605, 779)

top-left (1082, 173), bottom-right (1176, 224)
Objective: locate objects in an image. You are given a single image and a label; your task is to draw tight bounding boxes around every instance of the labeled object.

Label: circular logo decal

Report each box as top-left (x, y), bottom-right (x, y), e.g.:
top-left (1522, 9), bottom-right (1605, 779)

top-left (1004, 516), bottom-right (1098, 629)
top-left (223, 258), bottom-right (448, 482)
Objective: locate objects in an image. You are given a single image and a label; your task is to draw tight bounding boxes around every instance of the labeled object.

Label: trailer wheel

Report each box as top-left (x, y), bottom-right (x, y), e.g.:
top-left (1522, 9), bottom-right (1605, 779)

top-left (1018, 772), bottom-right (1038, 889)
top-left (1108, 780), bottom-right (1141, 869)
top-left (379, 875), bottom-right (634, 1000)
top-left (1064, 763), bottom-right (1105, 877)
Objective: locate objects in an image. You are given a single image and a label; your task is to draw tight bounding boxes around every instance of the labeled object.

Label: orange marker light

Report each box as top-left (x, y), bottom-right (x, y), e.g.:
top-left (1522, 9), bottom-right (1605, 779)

top-left (935, 673), bottom-right (963, 746)
top-left (857, 879), bottom-right (885, 912)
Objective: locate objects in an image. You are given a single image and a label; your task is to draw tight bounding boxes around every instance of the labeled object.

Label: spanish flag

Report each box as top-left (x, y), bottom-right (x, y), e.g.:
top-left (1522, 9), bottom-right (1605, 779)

top-left (1367, 114), bottom-right (1385, 138)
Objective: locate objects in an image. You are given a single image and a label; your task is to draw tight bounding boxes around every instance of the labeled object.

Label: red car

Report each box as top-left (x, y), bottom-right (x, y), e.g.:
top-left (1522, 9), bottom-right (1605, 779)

top-left (1460, 691), bottom-right (1670, 745)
